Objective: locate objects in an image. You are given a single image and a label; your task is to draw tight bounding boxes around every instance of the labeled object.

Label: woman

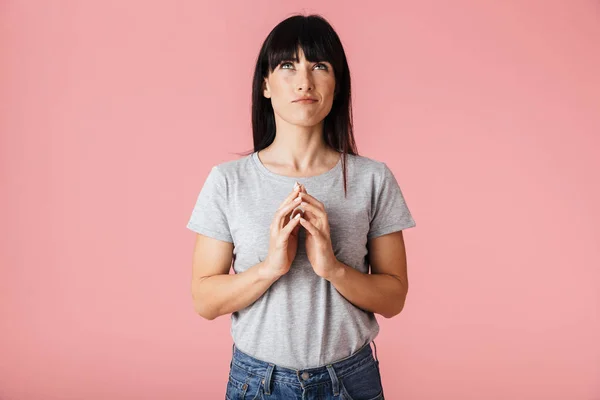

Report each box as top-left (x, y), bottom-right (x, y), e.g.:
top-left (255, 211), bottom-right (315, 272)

top-left (188, 14), bottom-right (416, 400)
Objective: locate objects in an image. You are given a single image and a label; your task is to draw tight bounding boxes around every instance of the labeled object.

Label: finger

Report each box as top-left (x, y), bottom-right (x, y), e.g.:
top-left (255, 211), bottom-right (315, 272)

top-left (287, 205), bottom-right (305, 231)
top-left (297, 192), bottom-right (324, 211)
top-left (299, 200), bottom-right (327, 232)
top-left (278, 183), bottom-right (303, 210)
top-left (290, 205), bottom-right (304, 220)
top-left (276, 197), bottom-right (303, 231)
top-left (299, 216), bottom-right (319, 237)
top-left (298, 201), bottom-right (324, 221)
top-left (282, 213), bottom-right (302, 236)
top-left (289, 218), bottom-right (301, 237)
top-left (274, 183), bottom-right (306, 231)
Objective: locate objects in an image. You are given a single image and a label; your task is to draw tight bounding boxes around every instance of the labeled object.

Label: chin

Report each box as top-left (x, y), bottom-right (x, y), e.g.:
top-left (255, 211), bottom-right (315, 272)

top-left (290, 118), bottom-right (324, 127)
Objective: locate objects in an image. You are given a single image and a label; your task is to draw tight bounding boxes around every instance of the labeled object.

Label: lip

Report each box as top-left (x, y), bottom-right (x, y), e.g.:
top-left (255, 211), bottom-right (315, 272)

top-left (293, 98), bottom-right (318, 103)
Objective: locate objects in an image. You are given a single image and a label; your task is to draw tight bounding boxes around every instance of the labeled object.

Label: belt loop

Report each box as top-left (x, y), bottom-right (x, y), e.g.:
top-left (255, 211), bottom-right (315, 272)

top-left (326, 364), bottom-right (339, 396)
top-left (230, 343), bottom-right (234, 368)
top-left (372, 340), bottom-right (379, 363)
top-left (263, 363), bottom-right (275, 395)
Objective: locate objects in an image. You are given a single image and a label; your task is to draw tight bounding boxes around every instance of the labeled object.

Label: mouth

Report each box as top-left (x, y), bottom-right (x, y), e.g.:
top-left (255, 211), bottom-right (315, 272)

top-left (293, 99), bottom-right (318, 104)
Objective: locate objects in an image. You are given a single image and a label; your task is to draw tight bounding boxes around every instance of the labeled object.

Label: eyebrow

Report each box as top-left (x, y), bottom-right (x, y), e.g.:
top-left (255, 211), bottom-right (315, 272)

top-left (280, 59), bottom-right (330, 65)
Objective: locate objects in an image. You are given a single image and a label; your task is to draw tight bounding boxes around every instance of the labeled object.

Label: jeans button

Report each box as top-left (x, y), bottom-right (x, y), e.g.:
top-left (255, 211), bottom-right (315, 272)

top-left (301, 372), bottom-right (310, 380)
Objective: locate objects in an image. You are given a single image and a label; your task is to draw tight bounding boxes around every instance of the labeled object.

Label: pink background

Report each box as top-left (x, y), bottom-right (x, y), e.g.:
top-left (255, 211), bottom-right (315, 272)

top-left (2, 1), bottom-right (599, 399)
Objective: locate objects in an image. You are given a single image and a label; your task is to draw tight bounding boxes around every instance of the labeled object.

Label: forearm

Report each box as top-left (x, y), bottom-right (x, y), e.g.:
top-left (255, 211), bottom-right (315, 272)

top-left (326, 261), bottom-right (408, 318)
top-left (192, 261), bottom-right (278, 320)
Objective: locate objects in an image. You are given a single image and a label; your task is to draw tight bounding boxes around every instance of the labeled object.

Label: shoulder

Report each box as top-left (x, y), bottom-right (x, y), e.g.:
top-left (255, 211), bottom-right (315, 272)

top-left (346, 153), bottom-right (389, 179)
top-left (208, 153), bottom-right (254, 181)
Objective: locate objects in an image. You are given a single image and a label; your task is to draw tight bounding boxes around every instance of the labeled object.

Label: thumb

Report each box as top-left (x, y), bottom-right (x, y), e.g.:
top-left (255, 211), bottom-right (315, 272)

top-left (291, 220), bottom-right (301, 236)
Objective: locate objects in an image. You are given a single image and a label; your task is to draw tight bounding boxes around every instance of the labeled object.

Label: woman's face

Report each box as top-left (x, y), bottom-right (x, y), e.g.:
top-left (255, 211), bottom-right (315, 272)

top-left (263, 47), bottom-right (336, 128)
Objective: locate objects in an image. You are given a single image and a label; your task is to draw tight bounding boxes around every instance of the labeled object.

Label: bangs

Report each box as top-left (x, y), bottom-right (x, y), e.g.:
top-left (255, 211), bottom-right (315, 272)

top-left (264, 16), bottom-right (339, 74)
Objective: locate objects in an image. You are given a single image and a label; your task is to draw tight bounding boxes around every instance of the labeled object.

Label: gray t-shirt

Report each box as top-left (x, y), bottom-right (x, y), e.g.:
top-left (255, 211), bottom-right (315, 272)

top-left (187, 151), bottom-right (416, 370)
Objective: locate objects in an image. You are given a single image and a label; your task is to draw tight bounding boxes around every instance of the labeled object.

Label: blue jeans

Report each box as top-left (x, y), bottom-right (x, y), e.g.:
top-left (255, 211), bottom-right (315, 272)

top-left (226, 340), bottom-right (384, 400)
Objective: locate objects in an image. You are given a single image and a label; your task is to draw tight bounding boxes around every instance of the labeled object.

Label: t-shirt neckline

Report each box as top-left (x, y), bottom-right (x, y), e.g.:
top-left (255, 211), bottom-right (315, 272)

top-left (251, 151), bottom-right (342, 184)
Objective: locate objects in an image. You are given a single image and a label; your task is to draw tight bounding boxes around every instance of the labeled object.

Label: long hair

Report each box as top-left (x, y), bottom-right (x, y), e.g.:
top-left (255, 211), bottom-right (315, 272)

top-left (233, 13), bottom-right (358, 197)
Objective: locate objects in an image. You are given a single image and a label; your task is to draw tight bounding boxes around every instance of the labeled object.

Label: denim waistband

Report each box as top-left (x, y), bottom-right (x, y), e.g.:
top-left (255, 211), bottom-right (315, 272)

top-left (230, 340), bottom-right (379, 394)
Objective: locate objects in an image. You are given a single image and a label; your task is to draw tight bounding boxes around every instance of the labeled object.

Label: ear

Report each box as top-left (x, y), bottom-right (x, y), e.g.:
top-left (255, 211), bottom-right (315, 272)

top-left (263, 79), bottom-right (271, 99)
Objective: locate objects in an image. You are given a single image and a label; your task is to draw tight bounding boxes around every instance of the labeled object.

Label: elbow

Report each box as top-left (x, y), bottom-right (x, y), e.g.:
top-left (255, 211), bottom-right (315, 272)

top-left (382, 286), bottom-right (408, 319)
top-left (191, 278), bottom-right (218, 321)
top-left (196, 309), bottom-right (216, 321)
top-left (200, 312), bottom-right (217, 321)
top-left (191, 283), bottom-right (218, 320)
top-left (194, 301), bottom-right (218, 320)
top-left (382, 301), bottom-right (406, 319)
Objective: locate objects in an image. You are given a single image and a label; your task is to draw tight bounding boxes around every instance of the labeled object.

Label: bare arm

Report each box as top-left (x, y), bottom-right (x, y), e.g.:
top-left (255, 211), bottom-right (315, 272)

top-left (191, 233), bottom-right (278, 320)
top-left (326, 230), bottom-right (410, 319)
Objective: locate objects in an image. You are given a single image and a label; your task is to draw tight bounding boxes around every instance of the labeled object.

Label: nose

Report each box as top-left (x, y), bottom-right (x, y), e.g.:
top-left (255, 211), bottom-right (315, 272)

top-left (295, 68), bottom-right (314, 92)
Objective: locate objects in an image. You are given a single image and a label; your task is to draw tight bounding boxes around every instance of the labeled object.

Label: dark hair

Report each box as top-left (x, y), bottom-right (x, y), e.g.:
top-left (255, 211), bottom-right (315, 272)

top-left (233, 13), bottom-right (358, 197)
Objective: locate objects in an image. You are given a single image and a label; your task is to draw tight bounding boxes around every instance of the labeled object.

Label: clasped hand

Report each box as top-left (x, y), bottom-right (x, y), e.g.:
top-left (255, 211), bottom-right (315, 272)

top-left (294, 188), bottom-right (340, 280)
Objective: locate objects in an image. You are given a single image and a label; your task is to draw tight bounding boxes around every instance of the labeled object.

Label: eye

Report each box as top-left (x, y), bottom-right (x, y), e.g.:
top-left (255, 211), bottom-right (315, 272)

top-left (279, 61), bottom-right (329, 70)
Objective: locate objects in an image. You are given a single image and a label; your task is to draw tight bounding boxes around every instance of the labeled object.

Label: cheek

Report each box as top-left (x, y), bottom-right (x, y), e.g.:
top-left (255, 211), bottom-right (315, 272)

top-left (268, 80), bottom-right (291, 103)
top-left (322, 75), bottom-right (335, 88)
top-left (270, 95), bottom-right (289, 114)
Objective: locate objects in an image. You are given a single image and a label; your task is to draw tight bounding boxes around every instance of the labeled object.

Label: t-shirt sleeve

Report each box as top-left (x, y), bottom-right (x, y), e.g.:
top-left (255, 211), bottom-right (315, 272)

top-left (186, 165), bottom-right (233, 243)
top-left (367, 163), bottom-right (416, 240)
